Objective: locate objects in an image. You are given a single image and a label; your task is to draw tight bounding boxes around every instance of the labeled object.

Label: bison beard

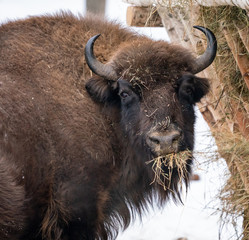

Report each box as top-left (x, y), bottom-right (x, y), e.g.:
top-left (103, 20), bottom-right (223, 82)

top-left (0, 13), bottom-right (216, 240)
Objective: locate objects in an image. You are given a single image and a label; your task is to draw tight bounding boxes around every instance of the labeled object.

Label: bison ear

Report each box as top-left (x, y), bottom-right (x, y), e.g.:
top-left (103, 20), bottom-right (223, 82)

top-left (85, 76), bottom-right (119, 103)
top-left (177, 74), bottom-right (210, 104)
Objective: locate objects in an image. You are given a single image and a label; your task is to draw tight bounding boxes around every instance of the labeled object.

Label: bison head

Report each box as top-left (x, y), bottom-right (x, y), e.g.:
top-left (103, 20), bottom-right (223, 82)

top-left (84, 26), bottom-right (216, 192)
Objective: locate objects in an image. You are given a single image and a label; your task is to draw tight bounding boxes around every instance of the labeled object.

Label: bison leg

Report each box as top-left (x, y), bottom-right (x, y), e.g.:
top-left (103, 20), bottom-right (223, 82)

top-left (0, 157), bottom-right (28, 239)
top-left (58, 181), bottom-right (105, 240)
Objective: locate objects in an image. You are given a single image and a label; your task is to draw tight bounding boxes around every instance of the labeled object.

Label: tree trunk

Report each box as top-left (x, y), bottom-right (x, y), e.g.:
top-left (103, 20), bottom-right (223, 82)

top-left (86, 0), bottom-right (106, 15)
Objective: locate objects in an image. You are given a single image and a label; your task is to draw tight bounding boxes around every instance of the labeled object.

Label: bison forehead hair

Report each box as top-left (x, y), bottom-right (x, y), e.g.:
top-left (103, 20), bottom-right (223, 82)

top-left (0, 13), bottom-right (216, 240)
top-left (111, 39), bottom-right (196, 86)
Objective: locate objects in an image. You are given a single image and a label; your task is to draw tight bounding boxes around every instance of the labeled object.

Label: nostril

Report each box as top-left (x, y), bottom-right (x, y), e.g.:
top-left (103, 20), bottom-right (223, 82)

top-left (171, 131), bottom-right (181, 142)
top-left (169, 131), bottom-right (182, 147)
top-left (148, 136), bottom-right (160, 145)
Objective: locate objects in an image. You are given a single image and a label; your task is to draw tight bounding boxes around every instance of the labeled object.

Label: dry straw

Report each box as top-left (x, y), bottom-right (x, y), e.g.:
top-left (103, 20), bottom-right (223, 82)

top-left (197, 4), bottom-right (249, 240)
top-left (217, 132), bottom-right (249, 239)
top-left (146, 150), bottom-right (191, 191)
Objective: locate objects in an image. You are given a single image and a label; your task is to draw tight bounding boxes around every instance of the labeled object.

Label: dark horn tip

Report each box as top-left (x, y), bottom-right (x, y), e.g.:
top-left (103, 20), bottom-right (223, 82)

top-left (84, 34), bottom-right (101, 64)
top-left (89, 34), bottom-right (101, 43)
top-left (84, 34), bottom-right (118, 80)
top-left (193, 26), bottom-right (217, 74)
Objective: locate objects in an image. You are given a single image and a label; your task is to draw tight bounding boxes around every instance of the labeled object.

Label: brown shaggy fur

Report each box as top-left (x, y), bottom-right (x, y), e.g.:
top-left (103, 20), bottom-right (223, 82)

top-left (0, 12), bottom-right (210, 239)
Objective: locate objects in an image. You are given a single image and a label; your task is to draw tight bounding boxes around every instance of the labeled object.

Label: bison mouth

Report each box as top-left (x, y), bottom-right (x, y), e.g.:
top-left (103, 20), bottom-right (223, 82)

top-left (146, 150), bottom-right (192, 191)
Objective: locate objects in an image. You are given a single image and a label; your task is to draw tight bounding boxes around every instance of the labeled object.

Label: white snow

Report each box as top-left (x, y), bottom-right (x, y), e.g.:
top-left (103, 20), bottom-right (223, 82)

top-left (0, 0), bottom-right (84, 23)
top-left (0, 0), bottom-right (242, 239)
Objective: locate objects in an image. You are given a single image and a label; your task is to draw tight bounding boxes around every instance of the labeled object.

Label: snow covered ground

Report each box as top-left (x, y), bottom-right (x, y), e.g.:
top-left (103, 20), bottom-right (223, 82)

top-left (0, 0), bottom-right (242, 239)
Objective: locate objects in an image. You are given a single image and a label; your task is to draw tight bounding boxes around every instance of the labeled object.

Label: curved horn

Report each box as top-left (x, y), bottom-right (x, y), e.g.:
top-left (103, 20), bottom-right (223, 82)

top-left (85, 34), bottom-right (118, 80)
top-left (193, 26), bottom-right (217, 74)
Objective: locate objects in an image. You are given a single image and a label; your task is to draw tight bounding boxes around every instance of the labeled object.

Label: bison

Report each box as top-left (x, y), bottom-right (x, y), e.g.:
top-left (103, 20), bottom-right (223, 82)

top-left (0, 13), bottom-right (217, 240)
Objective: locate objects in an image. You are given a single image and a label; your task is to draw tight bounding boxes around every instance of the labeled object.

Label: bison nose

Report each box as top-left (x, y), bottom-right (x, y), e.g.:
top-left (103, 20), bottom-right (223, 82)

top-left (146, 130), bottom-right (182, 156)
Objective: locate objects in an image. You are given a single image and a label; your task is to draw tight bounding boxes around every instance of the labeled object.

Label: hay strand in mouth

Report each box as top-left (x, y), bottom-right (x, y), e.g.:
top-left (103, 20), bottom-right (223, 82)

top-left (146, 150), bottom-right (191, 191)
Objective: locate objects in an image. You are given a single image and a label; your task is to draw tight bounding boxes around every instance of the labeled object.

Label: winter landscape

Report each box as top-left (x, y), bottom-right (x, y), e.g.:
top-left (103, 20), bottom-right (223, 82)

top-left (0, 0), bottom-right (243, 239)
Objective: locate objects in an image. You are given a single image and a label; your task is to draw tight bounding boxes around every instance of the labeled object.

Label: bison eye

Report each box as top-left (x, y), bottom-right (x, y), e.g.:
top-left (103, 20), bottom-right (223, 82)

top-left (120, 91), bottom-right (130, 99)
